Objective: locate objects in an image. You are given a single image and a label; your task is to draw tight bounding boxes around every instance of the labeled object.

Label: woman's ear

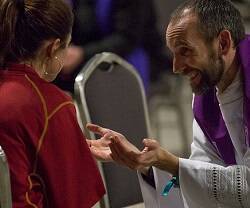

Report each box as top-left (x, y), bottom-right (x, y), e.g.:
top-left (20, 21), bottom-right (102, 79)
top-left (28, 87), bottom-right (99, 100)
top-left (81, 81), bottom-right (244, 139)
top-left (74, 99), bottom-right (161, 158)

top-left (45, 38), bottom-right (61, 58)
top-left (218, 30), bottom-right (232, 56)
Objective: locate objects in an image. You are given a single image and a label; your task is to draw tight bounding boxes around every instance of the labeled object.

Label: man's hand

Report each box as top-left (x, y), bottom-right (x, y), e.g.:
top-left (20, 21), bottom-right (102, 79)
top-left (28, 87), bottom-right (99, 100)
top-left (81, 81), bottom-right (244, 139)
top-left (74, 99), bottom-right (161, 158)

top-left (110, 137), bottom-right (179, 176)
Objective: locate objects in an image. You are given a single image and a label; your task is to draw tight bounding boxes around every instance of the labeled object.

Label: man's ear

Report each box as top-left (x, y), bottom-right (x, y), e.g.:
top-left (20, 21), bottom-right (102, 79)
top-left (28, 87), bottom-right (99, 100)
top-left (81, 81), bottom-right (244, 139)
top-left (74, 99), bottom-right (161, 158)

top-left (218, 30), bottom-right (232, 55)
top-left (46, 38), bottom-right (61, 58)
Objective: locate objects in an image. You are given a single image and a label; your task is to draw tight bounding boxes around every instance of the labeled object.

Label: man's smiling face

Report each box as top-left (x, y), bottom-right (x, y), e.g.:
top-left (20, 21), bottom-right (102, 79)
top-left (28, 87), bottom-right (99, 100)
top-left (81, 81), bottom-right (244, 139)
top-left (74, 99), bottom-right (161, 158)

top-left (166, 12), bottom-right (225, 94)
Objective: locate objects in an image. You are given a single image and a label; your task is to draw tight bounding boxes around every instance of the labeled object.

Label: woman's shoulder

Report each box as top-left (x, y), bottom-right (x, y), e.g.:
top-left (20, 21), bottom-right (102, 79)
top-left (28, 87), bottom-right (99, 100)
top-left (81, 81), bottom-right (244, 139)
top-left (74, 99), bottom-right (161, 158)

top-left (41, 82), bottom-right (73, 103)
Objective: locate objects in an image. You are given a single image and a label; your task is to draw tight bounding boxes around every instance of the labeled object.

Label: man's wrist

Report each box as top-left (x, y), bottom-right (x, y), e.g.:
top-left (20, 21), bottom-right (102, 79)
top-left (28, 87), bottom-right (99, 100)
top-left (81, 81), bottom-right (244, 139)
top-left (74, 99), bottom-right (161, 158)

top-left (156, 148), bottom-right (179, 175)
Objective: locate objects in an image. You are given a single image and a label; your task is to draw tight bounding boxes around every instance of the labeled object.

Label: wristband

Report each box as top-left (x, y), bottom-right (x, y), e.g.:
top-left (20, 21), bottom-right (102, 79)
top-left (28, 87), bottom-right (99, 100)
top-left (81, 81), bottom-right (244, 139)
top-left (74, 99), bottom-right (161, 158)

top-left (161, 175), bottom-right (179, 196)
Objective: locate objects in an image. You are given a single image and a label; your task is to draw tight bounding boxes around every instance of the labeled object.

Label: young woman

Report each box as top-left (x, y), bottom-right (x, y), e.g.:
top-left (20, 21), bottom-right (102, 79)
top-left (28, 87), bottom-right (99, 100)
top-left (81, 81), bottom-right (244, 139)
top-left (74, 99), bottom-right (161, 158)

top-left (0, 0), bottom-right (105, 207)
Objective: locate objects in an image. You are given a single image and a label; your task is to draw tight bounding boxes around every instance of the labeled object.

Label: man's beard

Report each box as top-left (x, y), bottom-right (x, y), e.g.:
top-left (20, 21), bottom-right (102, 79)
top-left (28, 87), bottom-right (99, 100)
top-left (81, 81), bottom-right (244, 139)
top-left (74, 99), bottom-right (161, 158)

top-left (191, 55), bottom-right (225, 95)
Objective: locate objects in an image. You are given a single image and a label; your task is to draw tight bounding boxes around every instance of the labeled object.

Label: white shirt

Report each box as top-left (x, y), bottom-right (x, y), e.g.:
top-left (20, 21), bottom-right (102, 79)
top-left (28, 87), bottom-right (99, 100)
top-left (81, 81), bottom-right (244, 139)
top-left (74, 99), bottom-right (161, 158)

top-left (139, 72), bottom-right (250, 207)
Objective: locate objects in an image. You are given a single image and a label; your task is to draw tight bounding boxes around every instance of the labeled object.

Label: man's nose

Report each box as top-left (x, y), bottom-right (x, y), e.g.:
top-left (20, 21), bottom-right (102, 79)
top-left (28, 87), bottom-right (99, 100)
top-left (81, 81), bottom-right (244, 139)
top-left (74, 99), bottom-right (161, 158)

top-left (173, 55), bottom-right (186, 74)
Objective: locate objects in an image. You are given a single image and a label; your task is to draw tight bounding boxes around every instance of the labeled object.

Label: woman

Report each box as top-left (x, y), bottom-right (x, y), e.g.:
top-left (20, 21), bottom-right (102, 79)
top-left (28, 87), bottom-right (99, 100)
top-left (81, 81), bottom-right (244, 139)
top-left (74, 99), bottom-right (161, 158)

top-left (0, 0), bottom-right (105, 207)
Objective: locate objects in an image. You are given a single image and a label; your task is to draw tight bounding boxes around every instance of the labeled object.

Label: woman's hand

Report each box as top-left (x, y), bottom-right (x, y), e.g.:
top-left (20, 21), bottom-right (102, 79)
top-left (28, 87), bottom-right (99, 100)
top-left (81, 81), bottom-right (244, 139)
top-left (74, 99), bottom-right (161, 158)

top-left (86, 123), bottom-right (131, 162)
top-left (86, 138), bottom-right (112, 162)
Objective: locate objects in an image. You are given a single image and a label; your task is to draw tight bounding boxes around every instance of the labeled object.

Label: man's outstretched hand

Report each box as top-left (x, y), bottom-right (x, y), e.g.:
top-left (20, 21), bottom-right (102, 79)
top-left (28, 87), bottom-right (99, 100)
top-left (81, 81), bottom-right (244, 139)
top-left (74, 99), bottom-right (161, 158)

top-left (110, 137), bottom-right (179, 175)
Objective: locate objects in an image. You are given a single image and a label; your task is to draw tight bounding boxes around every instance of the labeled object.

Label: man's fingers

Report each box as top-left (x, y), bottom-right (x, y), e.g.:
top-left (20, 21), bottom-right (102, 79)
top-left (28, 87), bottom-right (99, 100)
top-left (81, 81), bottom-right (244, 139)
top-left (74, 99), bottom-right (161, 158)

top-left (111, 136), bottom-right (142, 165)
top-left (109, 138), bottom-right (143, 169)
top-left (142, 138), bottom-right (159, 150)
top-left (109, 141), bottom-right (139, 169)
top-left (109, 142), bottom-right (127, 166)
top-left (112, 135), bottom-right (140, 155)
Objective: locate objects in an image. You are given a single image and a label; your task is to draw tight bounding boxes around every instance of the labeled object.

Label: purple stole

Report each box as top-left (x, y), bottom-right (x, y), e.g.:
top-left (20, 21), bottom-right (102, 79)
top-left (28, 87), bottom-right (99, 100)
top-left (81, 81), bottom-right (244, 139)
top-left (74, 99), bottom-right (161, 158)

top-left (95, 0), bottom-right (150, 89)
top-left (193, 36), bottom-right (250, 165)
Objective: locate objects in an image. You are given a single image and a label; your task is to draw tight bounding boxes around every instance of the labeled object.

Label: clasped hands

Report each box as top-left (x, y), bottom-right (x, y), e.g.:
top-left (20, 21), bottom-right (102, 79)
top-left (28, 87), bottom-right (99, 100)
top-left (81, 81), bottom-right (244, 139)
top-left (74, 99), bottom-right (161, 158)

top-left (86, 123), bottom-right (179, 176)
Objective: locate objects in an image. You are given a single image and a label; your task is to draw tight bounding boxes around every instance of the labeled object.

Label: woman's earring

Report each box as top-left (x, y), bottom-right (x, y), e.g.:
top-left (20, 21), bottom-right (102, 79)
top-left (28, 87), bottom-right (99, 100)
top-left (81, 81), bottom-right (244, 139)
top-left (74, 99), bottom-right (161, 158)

top-left (55, 56), bottom-right (63, 70)
top-left (43, 59), bottom-right (49, 75)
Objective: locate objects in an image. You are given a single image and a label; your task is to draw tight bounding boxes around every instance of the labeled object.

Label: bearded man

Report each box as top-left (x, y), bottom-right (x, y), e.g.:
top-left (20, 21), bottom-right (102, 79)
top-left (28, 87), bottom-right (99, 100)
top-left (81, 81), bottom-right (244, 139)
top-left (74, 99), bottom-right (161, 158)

top-left (86, 0), bottom-right (250, 207)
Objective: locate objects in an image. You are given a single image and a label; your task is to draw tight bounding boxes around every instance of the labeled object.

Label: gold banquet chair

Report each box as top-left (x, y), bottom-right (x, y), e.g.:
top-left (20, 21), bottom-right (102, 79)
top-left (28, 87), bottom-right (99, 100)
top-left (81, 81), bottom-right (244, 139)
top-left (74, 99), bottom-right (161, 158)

top-left (0, 145), bottom-right (12, 208)
top-left (74, 52), bottom-right (151, 208)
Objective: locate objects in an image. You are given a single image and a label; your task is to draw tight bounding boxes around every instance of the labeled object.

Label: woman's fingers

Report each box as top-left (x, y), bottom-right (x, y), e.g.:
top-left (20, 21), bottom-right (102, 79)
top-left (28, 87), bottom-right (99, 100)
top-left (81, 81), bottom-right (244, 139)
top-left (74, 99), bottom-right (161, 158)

top-left (86, 139), bottom-right (92, 147)
top-left (86, 123), bottom-right (110, 136)
top-left (89, 145), bottom-right (113, 162)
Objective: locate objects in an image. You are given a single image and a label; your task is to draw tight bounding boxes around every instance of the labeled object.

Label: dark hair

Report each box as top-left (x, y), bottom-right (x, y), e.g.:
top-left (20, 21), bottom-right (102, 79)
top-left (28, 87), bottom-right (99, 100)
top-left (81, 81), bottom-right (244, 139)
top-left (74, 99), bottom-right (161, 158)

top-left (170, 0), bottom-right (245, 47)
top-left (0, 0), bottom-right (73, 66)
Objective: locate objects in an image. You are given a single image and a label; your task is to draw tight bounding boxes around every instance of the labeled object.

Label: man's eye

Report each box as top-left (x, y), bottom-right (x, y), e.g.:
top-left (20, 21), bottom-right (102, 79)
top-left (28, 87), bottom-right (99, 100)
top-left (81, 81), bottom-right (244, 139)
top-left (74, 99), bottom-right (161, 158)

top-left (179, 47), bottom-right (190, 56)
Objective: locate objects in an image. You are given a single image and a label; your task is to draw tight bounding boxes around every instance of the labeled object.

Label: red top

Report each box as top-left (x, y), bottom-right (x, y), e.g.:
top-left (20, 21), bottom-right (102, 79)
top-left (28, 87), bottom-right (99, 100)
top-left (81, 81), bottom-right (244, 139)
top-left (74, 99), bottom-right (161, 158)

top-left (0, 64), bottom-right (105, 207)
